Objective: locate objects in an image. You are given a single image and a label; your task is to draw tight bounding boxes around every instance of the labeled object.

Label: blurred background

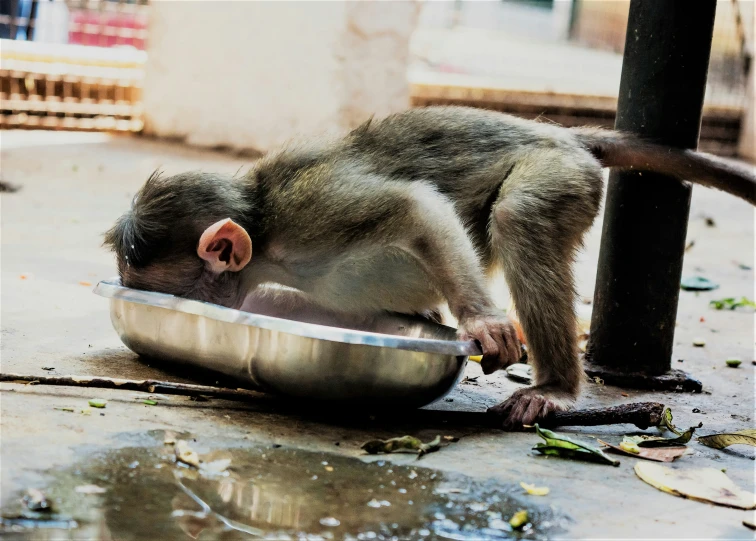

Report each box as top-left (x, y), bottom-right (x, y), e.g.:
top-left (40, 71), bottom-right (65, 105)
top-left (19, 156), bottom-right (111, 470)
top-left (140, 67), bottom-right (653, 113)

top-left (1, 0), bottom-right (753, 158)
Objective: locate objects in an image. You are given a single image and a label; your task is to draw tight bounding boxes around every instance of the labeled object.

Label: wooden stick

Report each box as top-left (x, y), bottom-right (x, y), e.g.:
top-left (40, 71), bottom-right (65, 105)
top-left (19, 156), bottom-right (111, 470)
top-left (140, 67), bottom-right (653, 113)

top-left (0, 373), bottom-right (264, 401)
top-left (544, 402), bottom-right (666, 430)
top-left (1, 373), bottom-right (664, 429)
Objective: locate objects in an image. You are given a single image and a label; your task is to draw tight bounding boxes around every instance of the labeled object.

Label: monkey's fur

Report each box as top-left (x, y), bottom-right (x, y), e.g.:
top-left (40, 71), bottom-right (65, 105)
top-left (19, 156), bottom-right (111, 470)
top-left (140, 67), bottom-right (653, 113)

top-left (105, 106), bottom-right (756, 428)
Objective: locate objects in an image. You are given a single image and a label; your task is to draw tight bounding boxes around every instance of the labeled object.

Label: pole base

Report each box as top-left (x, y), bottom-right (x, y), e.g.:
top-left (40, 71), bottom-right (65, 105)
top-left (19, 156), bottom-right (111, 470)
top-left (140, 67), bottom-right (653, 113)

top-left (584, 362), bottom-right (702, 393)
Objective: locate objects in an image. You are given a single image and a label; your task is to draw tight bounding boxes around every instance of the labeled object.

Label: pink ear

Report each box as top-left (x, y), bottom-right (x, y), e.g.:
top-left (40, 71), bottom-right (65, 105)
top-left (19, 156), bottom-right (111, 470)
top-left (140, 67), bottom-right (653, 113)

top-left (197, 218), bottom-right (252, 274)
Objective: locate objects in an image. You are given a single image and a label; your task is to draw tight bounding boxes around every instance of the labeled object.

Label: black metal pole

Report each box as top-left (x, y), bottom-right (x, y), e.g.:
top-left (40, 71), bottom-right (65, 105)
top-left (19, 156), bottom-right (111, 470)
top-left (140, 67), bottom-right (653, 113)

top-left (586, 0), bottom-right (716, 390)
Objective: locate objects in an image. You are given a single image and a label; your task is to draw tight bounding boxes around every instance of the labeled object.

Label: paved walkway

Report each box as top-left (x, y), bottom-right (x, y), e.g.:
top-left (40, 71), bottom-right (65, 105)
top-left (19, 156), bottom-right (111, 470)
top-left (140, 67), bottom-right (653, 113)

top-left (1, 131), bottom-right (754, 538)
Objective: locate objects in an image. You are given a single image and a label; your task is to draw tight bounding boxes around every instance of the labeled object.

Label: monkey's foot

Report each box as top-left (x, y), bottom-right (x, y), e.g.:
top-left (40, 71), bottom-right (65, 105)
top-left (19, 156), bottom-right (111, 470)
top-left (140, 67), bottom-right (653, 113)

top-left (487, 386), bottom-right (576, 430)
top-left (458, 313), bottom-right (521, 375)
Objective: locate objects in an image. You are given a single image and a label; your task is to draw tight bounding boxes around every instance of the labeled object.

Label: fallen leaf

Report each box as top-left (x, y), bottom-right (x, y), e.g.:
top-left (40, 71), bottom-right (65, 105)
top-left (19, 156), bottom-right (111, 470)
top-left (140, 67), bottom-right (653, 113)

top-left (681, 276), bottom-right (719, 291)
top-left (520, 482), bottom-right (549, 496)
top-left (532, 425), bottom-right (619, 466)
top-left (79, 281), bottom-right (92, 287)
top-left (599, 439), bottom-right (687, 462)
top-left (626, 424), bottom-right (700, 448)
top-left (709, 297), bottom-right (756, 311)
top-left (509, 510), bottom-right (529, 529)
top-left (361, 435), bottom-right (441, 457)
top-left (88, 399), bottom-right (107, 409)
top-left (657, 407), bottom-right (683, 435)
top-left (692, 338), bottom-right (706, 347)
top-left (143, 399), bottom-right (158, 406)
top-left (175, 440), bottom-right (200, 468)
top-left (75, 484), bottom-right (106, 494)
top-left (697, 429), bottom-right (756, 450)
top-left (726, 358), bottom-right (742, 368)
top-left (634, 462), bottom-right (756, 510)
top-left (505, 363), bottom-right (532, 384)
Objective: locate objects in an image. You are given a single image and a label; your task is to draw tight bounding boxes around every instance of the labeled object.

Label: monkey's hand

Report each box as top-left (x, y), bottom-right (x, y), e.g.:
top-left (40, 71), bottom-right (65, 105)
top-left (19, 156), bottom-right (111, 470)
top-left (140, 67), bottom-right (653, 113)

top-left (458, 313), bottom-right (521, 374)
top-left (487, 385), bottom-right (576, 430)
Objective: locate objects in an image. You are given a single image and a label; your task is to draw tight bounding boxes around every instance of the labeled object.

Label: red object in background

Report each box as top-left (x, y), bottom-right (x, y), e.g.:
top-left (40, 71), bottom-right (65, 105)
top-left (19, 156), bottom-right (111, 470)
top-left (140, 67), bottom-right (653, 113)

top-left (68, 10), bottom-right (146, 50)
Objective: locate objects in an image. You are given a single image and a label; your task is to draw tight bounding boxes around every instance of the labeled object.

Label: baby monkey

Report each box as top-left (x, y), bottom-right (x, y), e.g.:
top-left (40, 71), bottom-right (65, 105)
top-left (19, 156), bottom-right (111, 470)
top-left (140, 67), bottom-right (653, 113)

top-left (105, 106), bottom-right (756, 428)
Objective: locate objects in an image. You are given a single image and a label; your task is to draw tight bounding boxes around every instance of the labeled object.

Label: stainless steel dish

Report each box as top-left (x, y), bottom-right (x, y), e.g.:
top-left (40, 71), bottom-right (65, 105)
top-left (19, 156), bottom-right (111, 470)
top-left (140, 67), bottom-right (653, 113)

top-left (94, 278), bottom-right (480, 408)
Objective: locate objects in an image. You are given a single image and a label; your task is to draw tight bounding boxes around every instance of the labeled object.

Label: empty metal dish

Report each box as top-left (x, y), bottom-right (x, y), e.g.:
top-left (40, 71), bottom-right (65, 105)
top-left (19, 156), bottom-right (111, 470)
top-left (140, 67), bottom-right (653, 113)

top-left (94, 278), bottom-right (480, 408)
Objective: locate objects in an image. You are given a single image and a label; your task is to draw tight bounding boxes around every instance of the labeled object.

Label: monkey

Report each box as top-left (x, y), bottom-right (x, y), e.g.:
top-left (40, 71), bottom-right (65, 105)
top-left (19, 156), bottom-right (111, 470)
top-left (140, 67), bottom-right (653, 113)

top-left (104, 106), bottom-right (756, 429)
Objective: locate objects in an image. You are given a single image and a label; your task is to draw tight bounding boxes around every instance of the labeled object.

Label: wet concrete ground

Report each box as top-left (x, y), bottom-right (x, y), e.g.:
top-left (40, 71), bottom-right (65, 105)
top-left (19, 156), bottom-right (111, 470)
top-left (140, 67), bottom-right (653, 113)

top-left (1, 131), bottom-right (754, 539)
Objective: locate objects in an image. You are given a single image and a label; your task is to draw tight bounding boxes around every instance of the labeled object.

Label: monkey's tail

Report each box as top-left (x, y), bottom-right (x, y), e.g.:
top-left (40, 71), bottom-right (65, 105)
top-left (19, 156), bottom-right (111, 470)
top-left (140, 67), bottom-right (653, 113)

top-left (572, 127), bottom-right (756, 205)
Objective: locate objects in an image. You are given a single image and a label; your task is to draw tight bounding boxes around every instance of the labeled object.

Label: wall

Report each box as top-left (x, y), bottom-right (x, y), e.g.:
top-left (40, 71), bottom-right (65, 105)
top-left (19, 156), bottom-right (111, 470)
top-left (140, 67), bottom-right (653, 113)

top-left (142, 1), bottom-right (420, 154)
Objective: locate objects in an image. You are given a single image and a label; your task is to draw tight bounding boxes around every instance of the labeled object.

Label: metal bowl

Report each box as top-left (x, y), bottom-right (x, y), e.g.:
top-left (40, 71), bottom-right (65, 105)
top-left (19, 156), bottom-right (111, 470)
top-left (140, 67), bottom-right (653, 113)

top-left (94, 278), bottom-right (480, 408)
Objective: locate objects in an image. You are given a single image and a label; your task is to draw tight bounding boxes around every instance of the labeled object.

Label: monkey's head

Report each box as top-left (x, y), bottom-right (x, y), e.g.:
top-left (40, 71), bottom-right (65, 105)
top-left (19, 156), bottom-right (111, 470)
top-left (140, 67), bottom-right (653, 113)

top-left (104, 171), bottom-right (259, 308)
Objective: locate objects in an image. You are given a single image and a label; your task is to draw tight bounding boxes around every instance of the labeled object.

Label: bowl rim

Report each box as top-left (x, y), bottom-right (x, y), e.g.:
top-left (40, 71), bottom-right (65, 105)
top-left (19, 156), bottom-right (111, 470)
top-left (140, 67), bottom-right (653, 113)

top-left (94, 278), bottom-right (481, 356)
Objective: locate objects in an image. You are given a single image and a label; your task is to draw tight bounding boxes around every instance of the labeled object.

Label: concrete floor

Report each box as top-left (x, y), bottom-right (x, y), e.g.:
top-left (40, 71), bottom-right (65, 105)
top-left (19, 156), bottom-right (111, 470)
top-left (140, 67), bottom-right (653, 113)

top-left (1, 130), bottom-right (754, 539)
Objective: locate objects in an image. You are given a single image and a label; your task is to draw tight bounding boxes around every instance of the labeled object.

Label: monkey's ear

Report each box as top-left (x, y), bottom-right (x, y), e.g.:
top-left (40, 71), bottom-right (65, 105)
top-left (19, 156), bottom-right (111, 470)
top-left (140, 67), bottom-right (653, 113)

top-left (197, 218), bottom-right (252, 274)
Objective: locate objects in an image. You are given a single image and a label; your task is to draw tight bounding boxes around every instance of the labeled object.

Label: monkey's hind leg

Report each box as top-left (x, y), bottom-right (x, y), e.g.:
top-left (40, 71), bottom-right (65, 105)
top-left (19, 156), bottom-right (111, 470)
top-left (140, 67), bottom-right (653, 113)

top-left (487, 149), bottom-right (602, 429)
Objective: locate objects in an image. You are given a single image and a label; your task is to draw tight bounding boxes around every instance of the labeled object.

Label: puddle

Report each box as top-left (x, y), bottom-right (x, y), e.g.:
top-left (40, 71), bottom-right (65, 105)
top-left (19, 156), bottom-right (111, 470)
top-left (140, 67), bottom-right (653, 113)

top-left (1, 443), bottom-right (565, 540)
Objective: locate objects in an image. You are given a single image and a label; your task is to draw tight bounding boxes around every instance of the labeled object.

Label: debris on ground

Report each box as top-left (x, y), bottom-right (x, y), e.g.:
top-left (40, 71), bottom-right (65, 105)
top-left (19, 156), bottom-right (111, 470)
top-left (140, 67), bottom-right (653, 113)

top-left (460, 376), bottom-right (479, 385)
top-left (88, 399), bottom-right (107, 408)
top-left (709, 297), bottom-right (756, 311)
top-left (175, 440), bottom-right (201, 468)
top-left (680, 276), bottom-right (719, 291)
top-left (634, 463), bottom-right (756, 510)
top-left (726, 358), bottom-right (742, 368)
top-left (744, 519), bottom-right (756, 530)
top-left (697, 429), bottom-right (756, 450)
top-left (520, 482), bottom-right (549, 496)
top-left (199, 458), bottom-right (232, 476)
top-left (692, 338), bottom-right (706, 347)
top-left (75, 484), bottom-right (106, 494)
top-left (0, 180), bottom-right (21, 193)
top-left (508, 510), bottom-right (529, 529)
top-left (143, 399), bottom-right (158, 406)
top-left (164, 431), bottom-right (177, 445)
top-left (626, 424), bottom-right (700, 448)
top-left (41, 367), bottom-right (55, 371)
top-left (22, 489), bottom-right (52, 512)
top-left (505, 363), bottom-right (532, 383)
top-left (704, 216), bottom-right (716, 227)
top-left (599, 439), bottom-right (687, 463)
top-left (361, 435), bottom-right (442, 457)
top-left (531, 424), bottom-right (619, 466)
top-left (54, 407), bottom-right (75, 412)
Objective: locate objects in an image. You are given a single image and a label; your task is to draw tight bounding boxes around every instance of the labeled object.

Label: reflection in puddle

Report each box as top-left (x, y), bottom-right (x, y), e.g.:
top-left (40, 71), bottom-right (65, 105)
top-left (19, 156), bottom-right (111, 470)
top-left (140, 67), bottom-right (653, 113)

top-left (1, 445), bottom-right (565, 540)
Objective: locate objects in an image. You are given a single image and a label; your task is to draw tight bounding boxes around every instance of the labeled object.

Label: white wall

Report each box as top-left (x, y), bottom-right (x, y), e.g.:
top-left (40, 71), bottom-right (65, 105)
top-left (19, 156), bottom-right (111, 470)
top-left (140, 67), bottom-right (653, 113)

top-left (142, 1), bottom-right (420, 153)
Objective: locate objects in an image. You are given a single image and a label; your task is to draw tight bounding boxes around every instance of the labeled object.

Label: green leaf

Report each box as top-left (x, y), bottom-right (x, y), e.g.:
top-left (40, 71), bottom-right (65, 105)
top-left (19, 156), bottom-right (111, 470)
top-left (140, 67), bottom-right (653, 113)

top-left (658, 407), bottom-right (683, 436)
top-left (88, 399), bottom-right (107, 408)
top-left (709, 297), bottom-right (756, 311)
top-left (143, 399), bottom-right (158, 406)
top-left (680, 276), bottom-right (719, 291)
top-left (532, 425), bottom-right (619, 466)
top-left (697, 429), bottom-right (756, 450)
top-left (626, 423), bottom-right (701, 448)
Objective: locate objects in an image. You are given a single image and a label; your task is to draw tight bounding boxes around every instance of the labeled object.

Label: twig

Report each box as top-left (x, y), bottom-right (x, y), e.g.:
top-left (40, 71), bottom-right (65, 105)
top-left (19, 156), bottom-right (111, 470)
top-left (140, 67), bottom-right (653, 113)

top-left (1, 373), bottom-right (664, 429)
top-left (0, 373), bottom-right (264, 401)
top-left (543, 402), bottom-right (666, 430)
